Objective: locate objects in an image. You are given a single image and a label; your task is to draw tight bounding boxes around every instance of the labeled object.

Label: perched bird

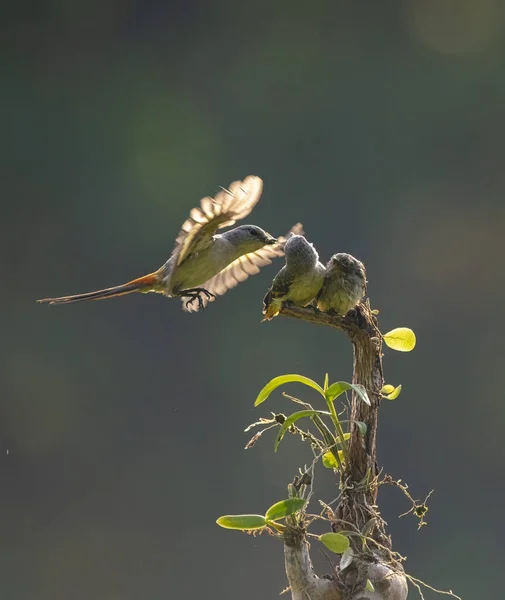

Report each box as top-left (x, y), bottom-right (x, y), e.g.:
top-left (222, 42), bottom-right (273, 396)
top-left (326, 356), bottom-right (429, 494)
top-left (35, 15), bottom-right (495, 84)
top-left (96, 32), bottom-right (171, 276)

top-left (316, 253), bottom-right (367, 315)
top-left (38, 175), bottom-right (301, 312)
top-left (262, 235), bottom-right (326, 321)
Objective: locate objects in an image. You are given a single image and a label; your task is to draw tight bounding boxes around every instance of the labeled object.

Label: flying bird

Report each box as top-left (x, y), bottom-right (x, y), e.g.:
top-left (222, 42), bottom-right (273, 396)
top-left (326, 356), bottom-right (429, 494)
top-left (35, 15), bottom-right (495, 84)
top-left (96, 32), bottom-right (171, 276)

top-left (262, 235), bottom-right (326, 321)
top-left (38, 175), bottom-right (301, 312)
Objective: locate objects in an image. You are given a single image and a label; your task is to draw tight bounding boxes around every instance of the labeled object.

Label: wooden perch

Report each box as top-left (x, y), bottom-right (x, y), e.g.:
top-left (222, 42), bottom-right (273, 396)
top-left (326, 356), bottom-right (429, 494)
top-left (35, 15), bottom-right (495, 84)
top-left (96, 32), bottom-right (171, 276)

top-left (279, 303), bottom-right (408, 600)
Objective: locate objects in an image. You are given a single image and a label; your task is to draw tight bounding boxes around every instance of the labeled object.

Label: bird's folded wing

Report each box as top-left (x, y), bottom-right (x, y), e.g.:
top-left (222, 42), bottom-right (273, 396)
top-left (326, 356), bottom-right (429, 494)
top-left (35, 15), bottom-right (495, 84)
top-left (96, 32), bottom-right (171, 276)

top-left (263, 268), bottom-right (294, 306)
top-left (164, 175), bottom-right (263, 286)
top-left (183, 223), bottom-right (303, 313)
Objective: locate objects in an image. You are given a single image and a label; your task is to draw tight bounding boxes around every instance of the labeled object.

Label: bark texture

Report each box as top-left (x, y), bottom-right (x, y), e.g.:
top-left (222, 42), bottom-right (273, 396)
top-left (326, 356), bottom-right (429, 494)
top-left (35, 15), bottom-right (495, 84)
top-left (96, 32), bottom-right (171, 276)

top-left (284, 529), bottom-right (342, 600)
top-left (279, 304), bottom-right (408, 600)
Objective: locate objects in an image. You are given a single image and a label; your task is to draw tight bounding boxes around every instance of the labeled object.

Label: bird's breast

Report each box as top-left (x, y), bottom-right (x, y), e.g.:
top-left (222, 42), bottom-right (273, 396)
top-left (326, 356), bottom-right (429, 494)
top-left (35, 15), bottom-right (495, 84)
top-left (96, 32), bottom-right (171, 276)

top-left (169, 242), bottom-right (235, 294)
top-left (317, 269), bottom-right (364, 314)
top-left (288, 268), bottom-right (325, 306)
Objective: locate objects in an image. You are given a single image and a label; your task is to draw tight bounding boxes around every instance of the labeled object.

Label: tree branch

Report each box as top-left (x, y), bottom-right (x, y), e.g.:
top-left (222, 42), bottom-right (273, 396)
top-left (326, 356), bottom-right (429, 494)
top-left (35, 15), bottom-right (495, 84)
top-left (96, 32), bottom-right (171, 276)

top-left (278, 303), bottom-right (407, 600)
top-left (284, 527), bottom-right (342, 600)
top-left (280, 303), bottom-right (383, 505)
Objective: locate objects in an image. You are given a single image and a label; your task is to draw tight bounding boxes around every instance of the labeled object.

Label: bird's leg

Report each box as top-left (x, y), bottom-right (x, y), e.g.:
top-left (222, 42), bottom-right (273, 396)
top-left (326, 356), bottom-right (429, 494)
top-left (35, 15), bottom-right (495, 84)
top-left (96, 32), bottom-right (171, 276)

top-left (179, 287), bottom-right (215, 310)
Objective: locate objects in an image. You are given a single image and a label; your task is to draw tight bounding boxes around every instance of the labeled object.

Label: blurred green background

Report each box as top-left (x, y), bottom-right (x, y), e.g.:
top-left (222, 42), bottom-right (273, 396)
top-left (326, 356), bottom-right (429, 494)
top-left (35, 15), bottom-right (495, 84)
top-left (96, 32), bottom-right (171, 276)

top-left (2, 1), bottom-right (504, 598)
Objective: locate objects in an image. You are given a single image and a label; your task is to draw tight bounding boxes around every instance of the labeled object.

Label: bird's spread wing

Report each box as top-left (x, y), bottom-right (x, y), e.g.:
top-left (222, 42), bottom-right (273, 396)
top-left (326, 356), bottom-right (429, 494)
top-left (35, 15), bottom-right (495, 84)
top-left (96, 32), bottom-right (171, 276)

top-left (183, 223), bottom-right (304, 313)
top-left (164, 175), bottom-right (264, 287)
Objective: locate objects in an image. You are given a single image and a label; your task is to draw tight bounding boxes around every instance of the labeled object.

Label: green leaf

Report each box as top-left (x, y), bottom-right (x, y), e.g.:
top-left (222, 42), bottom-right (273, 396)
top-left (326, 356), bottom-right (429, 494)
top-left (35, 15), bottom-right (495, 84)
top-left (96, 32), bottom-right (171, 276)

top-left (384, 384), bottom-right (402, 400)
top-left (216, 514), bottom-right (266, 530)
top-left (254, 375), bottom-right (325, 407)
top-left (324, 373), bottom-right (329, 392)
top-left (383, 328), bottom-right (416, 352)
top-left (380, 384), bottom-right (395, 394)
top-left (274, 409), bottom-right (331, 451)
top-left (352, 383), bottom-right (371, 406)
top-left (336, 420), bottom-right (367, 436)
top-left (365, 579), bottom-right (375, 592)
top-left (355, 421), bottom-right (367, 436)
top-left (265, 498), bottom-right (307, 521)
top-left (322, 450), bottom-right (346, 469)
top-left (326, 381), bottom-right (370, 406)
top-left (325, 381), bottom-right (352, 401)
top-left (322, 452), bottom-right (336, 469)
top-left (319, 532), bottom-right (350, 554)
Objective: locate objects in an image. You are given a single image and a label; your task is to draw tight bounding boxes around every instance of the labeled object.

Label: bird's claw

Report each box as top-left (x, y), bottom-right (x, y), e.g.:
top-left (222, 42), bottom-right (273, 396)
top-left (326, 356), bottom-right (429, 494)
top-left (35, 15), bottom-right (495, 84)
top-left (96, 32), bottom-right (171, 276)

top-left (185, 294), bottom-right (206, 311)
top-left (181, 288), bottom-right (215, 311)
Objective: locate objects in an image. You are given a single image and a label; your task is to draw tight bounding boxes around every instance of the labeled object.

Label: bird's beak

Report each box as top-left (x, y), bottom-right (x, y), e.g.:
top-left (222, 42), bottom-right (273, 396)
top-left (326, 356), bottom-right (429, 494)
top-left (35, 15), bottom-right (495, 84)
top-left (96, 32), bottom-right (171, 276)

top-left (266, 235), bottom-right (277, 245)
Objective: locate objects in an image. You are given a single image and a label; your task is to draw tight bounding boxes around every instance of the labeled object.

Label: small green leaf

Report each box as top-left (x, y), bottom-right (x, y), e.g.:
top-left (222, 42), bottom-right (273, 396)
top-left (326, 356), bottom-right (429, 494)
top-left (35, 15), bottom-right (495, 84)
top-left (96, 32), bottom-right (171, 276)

top-left (385, 384), bottom-right (402, 400)
top-left (265, 498), bottom-right (307, 521)
top-left (352, 383), bottom-right (371, 406)
top-left (322, 450), bottom-right (346, 469)
top-left (326, 381), bottom-right (370, 406)
top-left (326, 381), bottom-right (352, 401)
top-left (340, 547), bottom-right (354, 570)
top-left (319, 532), bottom-right (350, 554)
top-left (380, 384), bottom-right (395, 394)
top-left (322, 452), bottom-right (336, 469)
top-left (383, 328), bottom-right (416, 352)
top-left (324, 373), bottom-right (329, 391)
top-left (274, 409), bottom-right (331, 451)
top-left (337, 420), bottom-right (367, 436)
top-left (355, 421), bottom-right (367, 436)
top-left (365, 579), bottom-right (375, 592)
top-left (216, 514), bottom-right (266, 530)
top-left (254, 375), bottom-right (325, 407)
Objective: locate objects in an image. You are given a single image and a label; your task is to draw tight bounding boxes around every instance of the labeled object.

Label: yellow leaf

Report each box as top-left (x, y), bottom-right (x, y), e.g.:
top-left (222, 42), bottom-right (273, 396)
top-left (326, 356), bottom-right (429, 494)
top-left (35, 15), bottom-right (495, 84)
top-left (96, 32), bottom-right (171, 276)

top-left (322, 450), bottom-right (345, 469)
top-left (380, 384), bottom-right (395, 394)
top-left (383, 328), bottom-right (416, 352)
top-left (385, 384), bottom-right (402, 400)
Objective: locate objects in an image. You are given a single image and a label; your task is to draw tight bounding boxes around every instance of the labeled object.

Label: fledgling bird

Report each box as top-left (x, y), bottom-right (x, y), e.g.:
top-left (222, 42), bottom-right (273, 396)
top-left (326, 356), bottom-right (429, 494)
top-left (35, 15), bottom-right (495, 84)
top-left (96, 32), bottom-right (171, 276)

top-left (262, 235), bottom-right (326, 321)
top-left (37, 175), bottom-right (302, 312)
top-left (316, 253), bottom-right (367, 315)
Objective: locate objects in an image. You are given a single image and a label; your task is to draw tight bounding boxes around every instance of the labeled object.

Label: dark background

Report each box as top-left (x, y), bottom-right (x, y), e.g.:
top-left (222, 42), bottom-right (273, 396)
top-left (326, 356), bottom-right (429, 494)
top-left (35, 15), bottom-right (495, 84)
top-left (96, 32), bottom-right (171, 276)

top-left (2, 1), bottom-right (504, 598)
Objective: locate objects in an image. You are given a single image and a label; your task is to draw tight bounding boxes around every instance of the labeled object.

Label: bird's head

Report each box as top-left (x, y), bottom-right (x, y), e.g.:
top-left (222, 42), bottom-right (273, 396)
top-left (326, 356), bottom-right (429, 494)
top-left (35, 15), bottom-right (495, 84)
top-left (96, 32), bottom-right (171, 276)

top-left (284, 234), bottom-right (319, 267)
top-left (224, 225), bottom-right (277, 252)
top-left (329, 253), bottom-right (366, 277)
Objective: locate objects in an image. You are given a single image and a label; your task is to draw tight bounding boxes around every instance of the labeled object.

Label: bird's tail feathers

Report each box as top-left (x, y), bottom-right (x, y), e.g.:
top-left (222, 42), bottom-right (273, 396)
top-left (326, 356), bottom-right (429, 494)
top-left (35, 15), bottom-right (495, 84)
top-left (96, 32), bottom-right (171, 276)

top-left (262, 294), bottom-right (283, 321)
top-left (37, 272), bottom-right (162, 305)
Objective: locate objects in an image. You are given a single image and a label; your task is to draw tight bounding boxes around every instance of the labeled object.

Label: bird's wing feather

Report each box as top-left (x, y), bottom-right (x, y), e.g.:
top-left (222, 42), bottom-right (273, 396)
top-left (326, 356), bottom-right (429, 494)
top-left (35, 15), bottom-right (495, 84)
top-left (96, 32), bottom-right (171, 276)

top-left (262, 267), bottom-right (295, 320)
top-left (264, 267), bottom-right (294, 303)
top-left (182, 223), bottom-right (303, 313)
top-left (165, 176), bottom-right (263, 288)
